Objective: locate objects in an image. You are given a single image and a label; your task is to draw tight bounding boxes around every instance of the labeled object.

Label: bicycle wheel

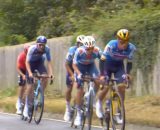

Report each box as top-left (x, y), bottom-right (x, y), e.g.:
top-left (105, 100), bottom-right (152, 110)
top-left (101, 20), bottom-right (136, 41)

top-left (81, 107), bottom-right (86, 130)
top-left (110, 92), bottom-right (125, 130)
top-left (103, 108), bottom-right (110, 130)
top-left (87, 90), bottom-right (94, 130)
top-left (28, 104), bottom-right (34, 123)
top-left (34, 85), bottom-right (44, 124)
top-left (70, 106), bottom-right (77, 128)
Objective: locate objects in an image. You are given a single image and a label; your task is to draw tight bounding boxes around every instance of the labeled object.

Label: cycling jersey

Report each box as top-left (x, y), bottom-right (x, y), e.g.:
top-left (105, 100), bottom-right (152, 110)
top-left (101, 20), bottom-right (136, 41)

top-left (73, 46), bottom-right (102, 65)
top-left (26, 44), bottom-right (51, 62)
top-left (103, 40), bottom-right (136, 62)
top-left (101, 39), bottom-right (136, 83)
top-left (73, 46), bottom-right (102, 87)
top-left (17, 51), bottom-right (27, 71)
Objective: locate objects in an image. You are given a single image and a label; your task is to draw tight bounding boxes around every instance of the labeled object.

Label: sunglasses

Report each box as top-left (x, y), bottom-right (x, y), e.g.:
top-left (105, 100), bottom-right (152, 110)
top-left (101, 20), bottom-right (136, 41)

top-left (85, 47), bottom-right (94, 51)
top-left (38, 43), bottom-right (46, 47)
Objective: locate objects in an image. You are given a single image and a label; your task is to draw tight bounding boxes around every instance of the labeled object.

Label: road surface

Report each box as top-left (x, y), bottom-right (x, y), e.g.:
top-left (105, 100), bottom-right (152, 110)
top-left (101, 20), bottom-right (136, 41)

top-left (0, 112), bottom-right (159, 130)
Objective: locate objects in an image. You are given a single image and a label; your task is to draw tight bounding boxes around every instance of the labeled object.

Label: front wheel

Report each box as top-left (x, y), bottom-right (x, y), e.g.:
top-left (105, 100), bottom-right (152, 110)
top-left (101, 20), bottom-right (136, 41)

top-left (110, 92), bottom-right (125, 130)
top-left (34, 85), bottom-right (44, 124)
top-left (87, 90), bottom-right (94, 130)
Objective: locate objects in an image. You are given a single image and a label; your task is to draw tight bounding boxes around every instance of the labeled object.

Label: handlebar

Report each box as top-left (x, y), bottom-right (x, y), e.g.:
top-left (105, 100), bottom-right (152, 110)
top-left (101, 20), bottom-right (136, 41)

top-left (33, 70), bottom-right (54, 85)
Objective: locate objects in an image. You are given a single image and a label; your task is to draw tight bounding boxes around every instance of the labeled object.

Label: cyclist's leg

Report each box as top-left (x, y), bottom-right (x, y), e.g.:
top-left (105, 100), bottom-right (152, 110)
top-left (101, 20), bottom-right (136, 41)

top-left (16, 73), bottom-right (26, 114)
top-left (74, 64), bottom-right (86, 126)
top-left (23, 63), bottom-right (35, 118)
top-left (64, 72), bottom-right (74, 121)
top-left (96, 61), bottom-right (112, 118)
top-left (115, 67), bottom-right (126, 101)
top-left (88, 63), bottom-right (100, 108)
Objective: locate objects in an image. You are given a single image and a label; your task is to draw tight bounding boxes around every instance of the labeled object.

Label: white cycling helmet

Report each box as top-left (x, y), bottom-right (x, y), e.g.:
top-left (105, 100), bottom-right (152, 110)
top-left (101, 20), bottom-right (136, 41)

top-left (83, 36), bottom-right (96, 48)
top-left (76, 35), bottom-right (85, 44)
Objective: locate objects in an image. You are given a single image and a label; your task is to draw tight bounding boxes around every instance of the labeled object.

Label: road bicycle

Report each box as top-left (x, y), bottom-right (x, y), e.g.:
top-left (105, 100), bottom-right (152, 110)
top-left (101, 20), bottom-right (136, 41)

top-left (22, 70), bottom-right (53, 124)
top-left (71, 74), bottom-right (97, 130)
top-left (100, 75), bottom-right (125, 130)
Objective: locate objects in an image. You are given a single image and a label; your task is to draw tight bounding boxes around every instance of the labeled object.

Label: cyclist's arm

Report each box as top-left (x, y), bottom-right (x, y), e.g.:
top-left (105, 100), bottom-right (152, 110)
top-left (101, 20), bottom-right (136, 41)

top-left (65, 61), bottom-right (74, 76)
top-left (47, 60), bottom-right (53, 77)
top-left (72, 63), bottom-right (81, 76)
top-left (16, 55), bottom-right (25, 78)
top-left (25, 60), bottom-right (32, 76)
top-left (45, 47), bottom-right (53, 77)
top-left (72, 49), bottom-right (81, 76)
top-left (26, 49), bottom-right (33, 77)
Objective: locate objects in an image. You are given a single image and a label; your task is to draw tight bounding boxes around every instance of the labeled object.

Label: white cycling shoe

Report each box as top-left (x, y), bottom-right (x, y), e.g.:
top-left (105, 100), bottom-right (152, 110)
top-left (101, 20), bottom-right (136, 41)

top-left (64, 109), bottom-right (71, 122)
top-left (74, 113), bottom-right (82, 126)
top-left (23, 105), bottom-right (29, 118)
top-left (114, 113), bottom-right (123, 124)
top-left (96, 100), bottom-right (103, 118)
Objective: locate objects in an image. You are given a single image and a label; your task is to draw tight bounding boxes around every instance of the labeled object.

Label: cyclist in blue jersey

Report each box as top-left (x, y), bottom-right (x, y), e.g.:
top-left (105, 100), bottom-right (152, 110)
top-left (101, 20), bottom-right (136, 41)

top-left (23, 36), bottom-right (54, 118)
top-left (63, 35), bottom-right (86, 122)
top-left (96, 29), bottom-right (136, 123)
top-left (73, 36), bottom-right (102, 126)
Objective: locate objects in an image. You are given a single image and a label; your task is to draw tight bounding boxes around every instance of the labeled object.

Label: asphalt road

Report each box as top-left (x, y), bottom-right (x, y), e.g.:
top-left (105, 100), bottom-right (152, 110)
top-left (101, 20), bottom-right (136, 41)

top-left (0, 112), bottom-right (159, 130)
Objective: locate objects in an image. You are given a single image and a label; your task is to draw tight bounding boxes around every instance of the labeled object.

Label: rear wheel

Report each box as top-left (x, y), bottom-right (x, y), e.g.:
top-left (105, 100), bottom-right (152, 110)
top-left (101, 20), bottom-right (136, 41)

top-left (81, 108), bottom-right (86, 130)
top-left (34, 85), bottom-right (44, 124)
top-left (110, 92), bottom-right (125, 130)
top-left (70, 106), bottom-right (77, 128)
top-left (104, 108), bottom-right (110, 130)
top-left (87, 90), bottom-right (94, 130)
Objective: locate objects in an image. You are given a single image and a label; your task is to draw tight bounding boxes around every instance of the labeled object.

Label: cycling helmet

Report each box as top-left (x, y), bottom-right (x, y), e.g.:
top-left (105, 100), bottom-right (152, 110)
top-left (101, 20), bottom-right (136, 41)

top-left (36, 35), bottom-right (47, 44)
top-left (117, 29), bottom-right (129, 40)
top-left (83, 36), bottom-right (96, 48)
top-left (23, 44), bottom-right (30, 54)
top-left (76, 35), bottom-right (85, 44)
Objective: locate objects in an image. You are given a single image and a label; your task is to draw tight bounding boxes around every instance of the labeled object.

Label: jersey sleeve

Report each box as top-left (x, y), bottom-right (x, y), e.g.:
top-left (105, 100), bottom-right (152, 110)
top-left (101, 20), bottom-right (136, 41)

top-left (128, 44), bottom-right (136, 60)
top-left (26, 46), bottom-right (34, 62)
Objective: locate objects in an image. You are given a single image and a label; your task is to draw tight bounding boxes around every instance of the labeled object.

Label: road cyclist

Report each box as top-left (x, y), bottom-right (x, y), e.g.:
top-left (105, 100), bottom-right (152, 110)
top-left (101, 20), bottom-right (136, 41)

top-left (16, 44), bottom-right (30, 115)
top-left (72, 35), bottom-right (103, 126)
top-left (63, 35), bottom-right (86, 122)
top-left (23, 35), bottom-right (54, 119)
top-left (96, 29), bottom-right (136, 126)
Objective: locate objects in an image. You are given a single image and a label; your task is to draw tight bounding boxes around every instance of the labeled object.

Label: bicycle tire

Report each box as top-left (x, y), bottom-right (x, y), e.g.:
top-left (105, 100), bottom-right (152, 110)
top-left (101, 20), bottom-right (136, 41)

top-left (87, 90), bottom-right (94, 130)
top-left (70, 106), bottom-right (77, 128)
top-left (28, 104), bottom-right (34, 123)
top-left (104, 108), bottom-right (110, 130)
top-left (110, 92), bottom-right (125, 130)
top-left (81, 107), bottom-right (86, 130)
top-left (34, 85), bottom-right (44, 124)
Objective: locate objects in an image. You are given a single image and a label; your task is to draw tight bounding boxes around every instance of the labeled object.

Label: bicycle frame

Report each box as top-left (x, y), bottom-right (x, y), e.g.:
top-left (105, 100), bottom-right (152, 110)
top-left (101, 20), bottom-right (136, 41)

top-left (101, 77), bottom-right (125, 130)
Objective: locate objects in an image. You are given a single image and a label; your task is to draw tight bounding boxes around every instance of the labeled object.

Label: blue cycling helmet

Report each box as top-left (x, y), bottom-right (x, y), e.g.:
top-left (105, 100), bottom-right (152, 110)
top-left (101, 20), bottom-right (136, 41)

top-left (36, 36), bottom-right (47, 44)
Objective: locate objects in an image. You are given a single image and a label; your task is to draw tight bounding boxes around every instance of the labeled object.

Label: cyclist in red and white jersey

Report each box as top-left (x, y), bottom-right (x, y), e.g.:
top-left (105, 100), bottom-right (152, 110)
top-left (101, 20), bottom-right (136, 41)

top-left (16, 44), bottom-right (30, 114)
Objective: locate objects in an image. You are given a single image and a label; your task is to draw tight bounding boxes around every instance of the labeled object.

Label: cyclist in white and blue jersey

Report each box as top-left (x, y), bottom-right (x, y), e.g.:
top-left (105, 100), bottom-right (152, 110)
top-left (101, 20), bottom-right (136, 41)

top-left (72, 36), bottom-right (102, 126)
top-left (96, 29), bottom-right (136, 122)
top-left (23, 36), bottom-right (53, 119)
top-left (64, 35), bottom-right (85, 122)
